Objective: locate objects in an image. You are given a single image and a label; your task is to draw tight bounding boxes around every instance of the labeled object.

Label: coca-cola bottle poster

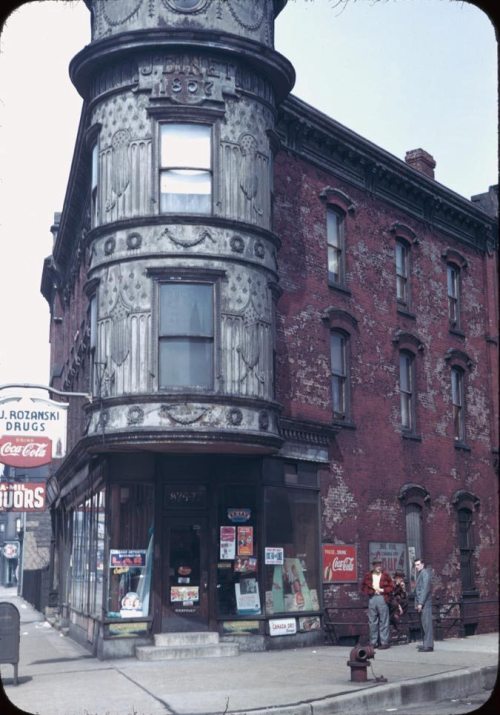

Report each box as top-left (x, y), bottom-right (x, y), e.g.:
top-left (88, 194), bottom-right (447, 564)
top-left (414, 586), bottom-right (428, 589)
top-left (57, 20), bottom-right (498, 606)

top-left (322, 544), bottom-right (357, 583)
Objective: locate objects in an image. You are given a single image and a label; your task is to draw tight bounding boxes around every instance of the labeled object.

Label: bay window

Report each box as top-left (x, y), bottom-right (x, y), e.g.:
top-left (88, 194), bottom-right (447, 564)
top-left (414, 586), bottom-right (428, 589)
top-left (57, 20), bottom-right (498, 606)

top-left (159, 282), bottom-right (214, 390)
top-left (160, 123), bottom-right (211, 214)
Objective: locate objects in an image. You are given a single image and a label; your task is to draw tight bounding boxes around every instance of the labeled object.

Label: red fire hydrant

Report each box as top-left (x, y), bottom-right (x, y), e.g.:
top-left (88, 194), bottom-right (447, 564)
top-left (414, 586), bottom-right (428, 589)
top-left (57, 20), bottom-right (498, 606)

top-left (346, 644), bottom-right (375, 682)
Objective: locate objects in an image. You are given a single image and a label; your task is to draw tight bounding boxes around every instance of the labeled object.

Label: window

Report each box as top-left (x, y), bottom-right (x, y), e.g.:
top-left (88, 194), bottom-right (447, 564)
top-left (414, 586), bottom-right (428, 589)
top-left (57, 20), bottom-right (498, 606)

top-left (159, 282), bottom-right (214, 389)
top-left (69, 489), bottom-right (105, 616)
top-left (399, 351), bottom-right (414, 431)
top-left (91, 143), bottom-right (98, 226)
top-left (457, 507), bottom-right (475, 591)
top-left (327, 208), bottom-right (345, 285)
top-left (447, 264), bottom-right (460, 328)
top-left (330, 331), bottom-right (347, 419)
top-left (264, 487), bottom-right (320, 615)
top-left (108, 484), bottom-right (154, 620)
top-left (405, 502), bottom-right (423, 569)
top-left (89, 295), bottom-right (97, 394)
top-left (160, 123), bottom-right (211, 213)
top-left (395, 240), bottom-right (409, 306)
top-left (451, 366), bottom-right (465, 441)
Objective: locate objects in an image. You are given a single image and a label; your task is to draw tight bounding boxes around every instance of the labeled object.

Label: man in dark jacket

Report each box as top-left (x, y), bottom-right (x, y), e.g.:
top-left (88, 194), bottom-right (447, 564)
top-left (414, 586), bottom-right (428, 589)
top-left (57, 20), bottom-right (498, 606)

top-left (361, 558), bottom-right (394, 649)
top-left (414, 557), bottom-right (434, 652)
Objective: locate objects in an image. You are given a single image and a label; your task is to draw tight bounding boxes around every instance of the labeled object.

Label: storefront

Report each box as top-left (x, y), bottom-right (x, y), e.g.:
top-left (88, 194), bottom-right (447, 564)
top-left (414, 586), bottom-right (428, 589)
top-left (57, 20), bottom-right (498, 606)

top-left (59, 455), bottom-right (323, 658)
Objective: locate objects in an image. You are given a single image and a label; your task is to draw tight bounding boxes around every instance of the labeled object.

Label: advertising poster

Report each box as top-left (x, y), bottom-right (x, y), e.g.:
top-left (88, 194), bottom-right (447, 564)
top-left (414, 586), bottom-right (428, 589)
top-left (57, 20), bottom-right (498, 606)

top-left (235, 578), bottom-right (261, 615)
top-left (284, 557), bottom-right (313, 611)
top-left (237, 526), bottom-right (253, 556)
top-left (369, 541), bottom-right (407, 575)
top-left (234, 556), bottom-right (257, 573)
top-left (265, 547), bottom-right (284, 565)
top-left (170, 586), bottom-right (199, 603)
top-left (220, 526), bottom-right (236, 559)
top-left (322, 544), bottom-right (357, 583)
top-left (109, 549), bottom-right (147, 568)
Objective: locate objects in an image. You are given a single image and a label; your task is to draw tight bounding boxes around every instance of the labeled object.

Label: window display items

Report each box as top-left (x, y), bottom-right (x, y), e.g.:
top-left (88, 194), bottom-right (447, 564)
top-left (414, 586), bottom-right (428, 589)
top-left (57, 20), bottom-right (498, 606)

top-left (237, 526), bottom-right (253, 556)
top-left (235, 578), bottom-right (261, 615)
top-left (220, 526), bottom-right (236, 559)
top-left (120, 591), bottom-right (142, 617)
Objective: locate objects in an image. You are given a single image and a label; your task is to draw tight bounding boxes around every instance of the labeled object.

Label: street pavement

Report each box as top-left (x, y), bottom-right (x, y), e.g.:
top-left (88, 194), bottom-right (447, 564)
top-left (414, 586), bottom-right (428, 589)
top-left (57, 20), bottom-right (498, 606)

top-left (0, 586), bottom-right (497, 715)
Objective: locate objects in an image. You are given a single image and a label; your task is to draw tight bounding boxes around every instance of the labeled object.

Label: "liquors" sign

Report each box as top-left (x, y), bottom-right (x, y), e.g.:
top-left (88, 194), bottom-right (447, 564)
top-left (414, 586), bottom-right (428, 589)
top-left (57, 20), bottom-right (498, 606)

top-left (0, 483), bottom-right (46, 511)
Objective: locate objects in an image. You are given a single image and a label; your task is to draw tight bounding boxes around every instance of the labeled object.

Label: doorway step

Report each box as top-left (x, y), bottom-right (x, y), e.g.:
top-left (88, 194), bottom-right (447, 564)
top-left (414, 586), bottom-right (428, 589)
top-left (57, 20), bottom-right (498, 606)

top-left (135, 632), bottom-right (239, 661)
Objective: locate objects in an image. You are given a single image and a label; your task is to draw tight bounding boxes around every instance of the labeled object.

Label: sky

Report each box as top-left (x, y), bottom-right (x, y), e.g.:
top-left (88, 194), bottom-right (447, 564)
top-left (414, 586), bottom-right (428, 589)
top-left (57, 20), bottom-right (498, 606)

top-left (0, 0), bottom-right (497, 392)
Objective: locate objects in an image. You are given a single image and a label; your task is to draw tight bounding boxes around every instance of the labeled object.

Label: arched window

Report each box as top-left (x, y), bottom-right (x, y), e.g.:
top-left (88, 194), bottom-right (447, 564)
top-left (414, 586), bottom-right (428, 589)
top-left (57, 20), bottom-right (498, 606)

top-left (327, 208), bottom-right (345, 286)
top-left (452, 490), bottom-right (479, 594)
top-left (399, 351), bottom-right (415, 431)
top-left (330, 330), bottom-right (348, 420)
top-left (451, 366), bottom-right (465, 442)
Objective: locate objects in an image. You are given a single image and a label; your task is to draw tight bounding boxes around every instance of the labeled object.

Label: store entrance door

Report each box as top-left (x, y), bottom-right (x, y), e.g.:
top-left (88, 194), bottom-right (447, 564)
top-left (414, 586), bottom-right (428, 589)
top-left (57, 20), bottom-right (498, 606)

top-left (162, 515), bottom-right (209, 632)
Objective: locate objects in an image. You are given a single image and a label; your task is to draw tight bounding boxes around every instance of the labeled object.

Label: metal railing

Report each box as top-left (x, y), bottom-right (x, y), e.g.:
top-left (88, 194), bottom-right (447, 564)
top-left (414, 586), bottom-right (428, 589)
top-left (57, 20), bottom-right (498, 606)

top-left (324, 597), bottom-right (498, 645)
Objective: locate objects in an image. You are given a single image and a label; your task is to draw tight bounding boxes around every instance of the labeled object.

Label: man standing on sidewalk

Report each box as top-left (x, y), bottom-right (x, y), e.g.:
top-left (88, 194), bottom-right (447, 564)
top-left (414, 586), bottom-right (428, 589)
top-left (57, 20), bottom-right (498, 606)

top-left (361, 557), bottom-right (393, 649)
top-left (414, 557), bottom-right (434, 652)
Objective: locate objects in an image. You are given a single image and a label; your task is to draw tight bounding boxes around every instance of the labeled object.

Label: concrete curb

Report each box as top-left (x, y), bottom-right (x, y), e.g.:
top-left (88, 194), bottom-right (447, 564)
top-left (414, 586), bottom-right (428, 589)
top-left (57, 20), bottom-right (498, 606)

top-left (230, 665), bottom-right (497, 715)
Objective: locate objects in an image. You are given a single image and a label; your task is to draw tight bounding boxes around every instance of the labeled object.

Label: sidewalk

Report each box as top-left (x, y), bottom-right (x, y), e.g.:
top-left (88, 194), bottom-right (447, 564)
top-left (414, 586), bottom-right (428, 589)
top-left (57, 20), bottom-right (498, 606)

top-left (1, 586), bottom-right (497, 715)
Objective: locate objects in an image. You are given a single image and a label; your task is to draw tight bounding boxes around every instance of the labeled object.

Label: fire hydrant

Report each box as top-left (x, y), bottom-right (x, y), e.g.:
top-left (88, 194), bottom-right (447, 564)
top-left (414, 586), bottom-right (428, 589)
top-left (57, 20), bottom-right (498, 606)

top-left (346, 644), bottom-right (375, 682)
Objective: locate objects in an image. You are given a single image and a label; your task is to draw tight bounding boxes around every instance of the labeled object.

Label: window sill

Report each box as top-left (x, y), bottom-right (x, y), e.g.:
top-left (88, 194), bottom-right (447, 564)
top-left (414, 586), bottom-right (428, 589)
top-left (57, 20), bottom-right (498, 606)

top-left (402, 431), bottom-right (422, 442)
top-left (449, 327), bottom-right (465, 339)
top-left (397, 306), bottom-right (416, 320)
top-left (333, 419), bottom-right (356, 430)
top-left (328, 282), bottom-right (351, 297)
top-left (454, 440), bottom-right (471, 452)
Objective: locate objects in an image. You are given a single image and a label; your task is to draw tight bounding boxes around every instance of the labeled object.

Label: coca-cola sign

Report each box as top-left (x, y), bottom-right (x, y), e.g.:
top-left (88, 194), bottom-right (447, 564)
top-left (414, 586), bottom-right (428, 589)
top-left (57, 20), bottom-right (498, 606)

top-left (322, 544), bottom-right (357, 583)
top-left (0, 394), bottom-right (68, 467)
top-left (0, 483), bottom-right (46, 511)
top-left (0, 436), bottom-right (52, 467)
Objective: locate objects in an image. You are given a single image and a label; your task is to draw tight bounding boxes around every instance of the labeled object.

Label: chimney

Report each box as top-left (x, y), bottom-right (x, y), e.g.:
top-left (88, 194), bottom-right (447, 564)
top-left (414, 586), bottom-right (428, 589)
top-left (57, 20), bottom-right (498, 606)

top-left (50, 212), bottom-right (61, 245)
top-left (405, 148), bottom-right (436, 179)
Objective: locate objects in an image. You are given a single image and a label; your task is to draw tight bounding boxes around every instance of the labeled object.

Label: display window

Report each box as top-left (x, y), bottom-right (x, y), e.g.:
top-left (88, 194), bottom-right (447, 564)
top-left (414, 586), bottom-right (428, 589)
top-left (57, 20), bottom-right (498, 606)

top-left (264, 487), bottom-right (320, 615)
top-left (216, 485), bottom-right (260, 617)
top-left (69, 488), bottom-right (105, 616)
top-left (107, 484), bottom-right (154, 619)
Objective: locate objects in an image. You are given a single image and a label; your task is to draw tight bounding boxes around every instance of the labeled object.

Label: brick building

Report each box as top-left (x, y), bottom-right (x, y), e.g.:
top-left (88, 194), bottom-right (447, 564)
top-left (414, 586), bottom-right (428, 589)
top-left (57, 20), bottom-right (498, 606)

top-left (40, 1), bottom-right (498, 658)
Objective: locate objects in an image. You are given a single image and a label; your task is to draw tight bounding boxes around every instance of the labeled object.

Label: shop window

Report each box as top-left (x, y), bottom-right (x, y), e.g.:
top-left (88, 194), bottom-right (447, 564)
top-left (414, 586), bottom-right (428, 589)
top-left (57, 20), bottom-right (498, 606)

top-left (264, 487), bottom-right (320, 616)
top-left (447, 264), bottom-right (461, 329)
top-left (160, 123), bottom-right (211, 214)
top-left (216, 484), bottom-right (259, 618)
top-left (159, 282), bottom-right (214, 390)
top-left (327, 208), bottom-right (345, 286)
top-left (451, 366), bottom-right (465, 442)
top-left (107, 484), bottom-right (154, 619)
top-left (395, 240), bottom-right (410, 307)
top-left (330, 330), bottom-right (349, 420)
top-left (399, 351), bottom-right (415, 432)
top-left (69, 491), bottom-right (105, 616)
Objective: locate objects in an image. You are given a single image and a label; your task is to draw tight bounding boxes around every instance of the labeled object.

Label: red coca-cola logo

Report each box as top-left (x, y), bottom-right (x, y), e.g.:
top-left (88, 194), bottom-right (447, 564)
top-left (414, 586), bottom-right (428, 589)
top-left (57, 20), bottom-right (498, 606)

top-left (332, 556), bottom-right (355, 571)
top-left (0, 435), bottom-right (52, 467)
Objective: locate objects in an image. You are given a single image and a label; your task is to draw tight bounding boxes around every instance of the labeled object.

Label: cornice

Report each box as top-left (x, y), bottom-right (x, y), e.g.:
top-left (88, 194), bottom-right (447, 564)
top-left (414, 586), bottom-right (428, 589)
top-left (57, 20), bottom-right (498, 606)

top-left (278, 95), bottom-right (497, 254)
top-left (70, 28), bottom-right (295, 103)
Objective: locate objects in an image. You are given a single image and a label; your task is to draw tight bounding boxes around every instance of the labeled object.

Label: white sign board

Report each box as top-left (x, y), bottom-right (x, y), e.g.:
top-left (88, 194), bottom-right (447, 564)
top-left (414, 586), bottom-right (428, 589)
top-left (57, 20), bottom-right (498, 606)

top-left (269, 618), bottom-right (297, 637)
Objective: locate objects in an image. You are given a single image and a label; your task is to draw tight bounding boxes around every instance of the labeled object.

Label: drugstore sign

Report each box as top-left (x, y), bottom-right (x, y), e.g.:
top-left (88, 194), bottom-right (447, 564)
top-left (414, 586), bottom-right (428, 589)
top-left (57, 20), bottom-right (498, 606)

top-left (0, 395), bottom-right (68, 467)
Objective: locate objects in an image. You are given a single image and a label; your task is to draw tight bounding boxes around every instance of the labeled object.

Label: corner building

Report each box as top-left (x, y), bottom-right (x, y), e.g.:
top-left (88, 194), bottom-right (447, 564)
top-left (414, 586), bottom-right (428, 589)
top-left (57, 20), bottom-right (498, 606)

top-left (42, 0), bottom-right (498, 658)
